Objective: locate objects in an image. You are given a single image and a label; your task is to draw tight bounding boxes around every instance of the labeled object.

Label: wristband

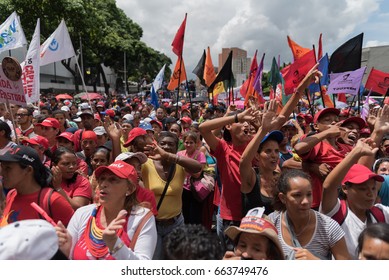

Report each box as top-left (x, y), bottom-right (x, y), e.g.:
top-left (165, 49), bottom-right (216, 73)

top-left (109, 241), bottom-right (124, 255)
top-left (234, 113), bottom-right (239, 123)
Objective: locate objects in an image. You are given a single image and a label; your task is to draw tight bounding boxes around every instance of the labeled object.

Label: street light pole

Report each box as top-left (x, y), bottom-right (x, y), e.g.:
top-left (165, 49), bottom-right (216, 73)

top-left (124, 51), bottom-right (127, 95)
top-left (80, 35), bottom-right (84, 77)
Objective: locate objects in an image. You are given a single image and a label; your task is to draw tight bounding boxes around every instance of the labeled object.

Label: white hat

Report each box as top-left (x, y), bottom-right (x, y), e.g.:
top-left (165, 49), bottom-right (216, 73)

top-left (0, 219), bottom-right (59, 260)
top-left (115, 152), bottom-right (148, 164)
top-left (60, 106), bottom-right (70, 112)
top-left (123, 114), bottom-right (134, 121)
top-left (93, 126), bottom-right (107, 136)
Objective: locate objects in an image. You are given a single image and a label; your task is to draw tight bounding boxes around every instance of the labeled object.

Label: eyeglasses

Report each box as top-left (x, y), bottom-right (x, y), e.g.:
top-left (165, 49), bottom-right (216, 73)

top-left (16, 113), bottom-right (29, 117)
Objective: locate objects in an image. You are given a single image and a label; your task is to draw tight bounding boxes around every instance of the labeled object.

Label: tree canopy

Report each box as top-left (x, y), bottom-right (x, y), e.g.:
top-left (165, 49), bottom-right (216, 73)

top-left (0, 0), bottom-right (172, 93)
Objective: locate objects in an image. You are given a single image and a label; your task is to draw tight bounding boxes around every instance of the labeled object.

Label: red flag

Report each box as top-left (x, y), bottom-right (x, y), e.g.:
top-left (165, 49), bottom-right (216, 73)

top-left (241, 50), bottom-right (258, 101)
top-left (167, 57), bottom-right (187, 90)
top-left (318, 33), bottom-right (323, 60)
top-left (365, 67), bottom-right (389, 95)
top-left (281, 49), bottom-right (316, 95)
top-left (171, 14), bottom-right (187, 57)
top-left (338, 93), bottom-right (347, 103)
top-left (287, 35), bottom-right (310, 61)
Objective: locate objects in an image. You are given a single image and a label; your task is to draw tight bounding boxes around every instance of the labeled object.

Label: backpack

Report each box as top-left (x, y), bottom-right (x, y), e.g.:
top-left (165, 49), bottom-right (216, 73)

top-left (332, 199), bottom-right (385, 225)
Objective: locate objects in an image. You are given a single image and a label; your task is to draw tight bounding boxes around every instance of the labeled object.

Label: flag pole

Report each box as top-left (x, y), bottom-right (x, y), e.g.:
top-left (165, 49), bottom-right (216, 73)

top-left (312, 45), bottom-right (326, 108)
top-left (185, 79), bottom-right (193, 117)
top-left (5, 99), bottom-right (19, 144)
top-left (75, 59), bottom-right (93, 113)
top-left (176, 56), bottom-right (183, 118)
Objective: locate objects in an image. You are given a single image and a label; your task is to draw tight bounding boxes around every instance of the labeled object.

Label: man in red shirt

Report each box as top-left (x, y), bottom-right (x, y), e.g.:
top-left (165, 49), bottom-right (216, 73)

top-left (294, 108), bottom-right (353, 209)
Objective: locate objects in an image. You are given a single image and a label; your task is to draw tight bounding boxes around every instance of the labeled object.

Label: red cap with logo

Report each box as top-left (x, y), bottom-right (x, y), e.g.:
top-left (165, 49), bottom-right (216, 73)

top-left (313, 108), bottom-right (340, 124)
top-left (36, 118), bottom-right (60, 129)
top-left (95, 160), bottom-right (137, 183)
top-left (22, 135), bottom-right (49, 150)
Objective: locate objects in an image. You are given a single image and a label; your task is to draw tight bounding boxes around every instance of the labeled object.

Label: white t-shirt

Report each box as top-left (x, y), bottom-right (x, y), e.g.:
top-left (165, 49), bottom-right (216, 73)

top-left (324, 198), bottom-right (389, 259)
top-left (67, 204), bottom-right (157, 260)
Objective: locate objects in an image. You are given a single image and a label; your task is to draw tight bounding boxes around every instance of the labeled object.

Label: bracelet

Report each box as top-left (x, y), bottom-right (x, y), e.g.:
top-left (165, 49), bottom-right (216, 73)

top-left (109, 241), bottom-right (124, 255)
top-left (234, 113), bottom-right (239, 123)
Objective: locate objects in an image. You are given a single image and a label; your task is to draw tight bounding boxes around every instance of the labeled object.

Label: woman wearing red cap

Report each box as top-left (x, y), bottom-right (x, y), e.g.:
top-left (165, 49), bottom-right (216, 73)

top-left (322, 139), bottom-right (389, 259)
top-left (55, 160), bottom-right (157, 260)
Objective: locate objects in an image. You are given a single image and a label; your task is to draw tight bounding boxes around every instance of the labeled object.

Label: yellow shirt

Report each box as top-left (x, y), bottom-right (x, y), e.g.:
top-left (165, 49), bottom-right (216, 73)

top-left (141, 159), bottom-right (186, 219)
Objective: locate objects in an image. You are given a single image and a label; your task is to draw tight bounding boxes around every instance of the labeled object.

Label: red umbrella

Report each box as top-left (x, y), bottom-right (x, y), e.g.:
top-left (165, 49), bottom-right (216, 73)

top-left (56, 93), bottom-right (73, 100)
top-left (80, 93), bottom-right (103, 100)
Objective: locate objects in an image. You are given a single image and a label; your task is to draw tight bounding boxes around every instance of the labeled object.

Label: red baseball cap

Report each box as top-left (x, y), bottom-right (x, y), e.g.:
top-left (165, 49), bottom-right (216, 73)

top-left (56, 132), bottom-right (74, 142)
top-left (150, 120), bottom-right (163, 128)
top-left (313, 108), bottom-right (340, 124)
top-left (123, 127), bottom-right (147, 147)
top-left (360, 127), bottom-right (371, 135)
top-left (105, 109), bottom-right (115, 118)
top-left (81, 131), bottom-right (97, 142)
top-left (95, 160), bottom-right (137, 183)
top-left (36, 118), bottom-right (60, 129)
top-left (181, 116), bottom-right (192, 124)
top-left (342, 164), bottom-right (384, 185)
top-left (22, 135), bottom-right (49, 150)
top-left (341, 116), bottom-right (366, 130)
top-left (97, 101), bottom-right (105, 108)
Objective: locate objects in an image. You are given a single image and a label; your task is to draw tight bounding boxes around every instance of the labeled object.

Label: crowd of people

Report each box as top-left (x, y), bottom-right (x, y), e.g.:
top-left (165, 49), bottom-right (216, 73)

top-left (1, 64), bottom-right (389, 260)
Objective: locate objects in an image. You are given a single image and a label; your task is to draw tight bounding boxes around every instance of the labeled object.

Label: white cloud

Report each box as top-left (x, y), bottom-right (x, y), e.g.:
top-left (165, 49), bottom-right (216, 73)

top-left (117, 0), bottom-right (383, 76)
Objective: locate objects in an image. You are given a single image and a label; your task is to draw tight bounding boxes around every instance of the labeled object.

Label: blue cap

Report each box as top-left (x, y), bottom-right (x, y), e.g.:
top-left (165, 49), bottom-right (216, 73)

top-left (260, 130), bottom-right (284, 145)
top-left (138, 121), bottom-right (153, 132)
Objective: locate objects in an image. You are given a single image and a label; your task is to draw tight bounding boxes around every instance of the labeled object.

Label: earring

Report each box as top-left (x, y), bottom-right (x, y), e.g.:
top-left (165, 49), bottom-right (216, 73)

top-left (125, 193), bottom-right (129, 197)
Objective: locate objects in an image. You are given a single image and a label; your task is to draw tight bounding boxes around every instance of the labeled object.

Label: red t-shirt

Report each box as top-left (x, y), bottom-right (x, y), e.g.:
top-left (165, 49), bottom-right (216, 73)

top-left (60, 174), bottom-right (92, 201)
top-left (0, 188), bottom-right (74, 227)
top-left (212, 139), bottom-right (247, 221)
top-left (300, 135), bottom-right (353, 208)
top-left (77, 158), bottom-right (88, 176)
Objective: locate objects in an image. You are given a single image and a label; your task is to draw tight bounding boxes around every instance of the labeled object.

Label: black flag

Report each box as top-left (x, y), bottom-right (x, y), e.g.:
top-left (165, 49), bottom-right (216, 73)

top-left (329, 33), bottom-right (363, 73)
top-left (208, 50), bottom-right (234, 92)
top-left (192, 50), bottom-right (206, 86)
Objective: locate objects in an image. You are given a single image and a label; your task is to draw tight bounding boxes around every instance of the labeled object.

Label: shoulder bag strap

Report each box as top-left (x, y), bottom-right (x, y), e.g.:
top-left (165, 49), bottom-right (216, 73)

top-left (157, 164), bottom-right (175, 211)
top-left (129, 210), bottom-right (154, 250)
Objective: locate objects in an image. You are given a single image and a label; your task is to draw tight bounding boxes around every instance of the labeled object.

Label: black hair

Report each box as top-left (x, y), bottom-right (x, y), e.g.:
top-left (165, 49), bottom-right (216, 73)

top-left (52, 110), bottom-right (69, 129)
top-left (0, 120), bottom-right (12, 141)
top-left (51, 147), bottom-right (78, 183)
top-left (158, 131), bottom-right (179, 149)
top-left (273, 169), bottom-right (311, 211)
top-left (163, 224), bottom-right (223, 260)
top-left (357, 223), bottom-right (389, 257)
top-left (373, 158), bottom-right (389, 173)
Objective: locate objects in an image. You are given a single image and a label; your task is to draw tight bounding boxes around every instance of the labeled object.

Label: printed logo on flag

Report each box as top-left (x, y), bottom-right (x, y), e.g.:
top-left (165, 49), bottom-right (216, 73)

top-left (292, 70), bottom-right (305, 86)
top-left (0, 18), bottom-right (17, 49)
top-left (378, 77), bottom-right (389, 89)
top-left (49, 39), bottom-right (59, 51)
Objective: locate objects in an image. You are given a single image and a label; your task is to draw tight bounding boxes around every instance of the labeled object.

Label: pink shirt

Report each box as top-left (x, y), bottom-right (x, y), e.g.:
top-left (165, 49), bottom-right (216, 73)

top-left (177, 149), bottom-right (206, 191)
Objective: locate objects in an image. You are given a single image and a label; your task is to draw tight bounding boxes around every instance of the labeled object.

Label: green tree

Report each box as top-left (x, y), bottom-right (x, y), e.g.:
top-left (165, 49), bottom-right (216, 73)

top-left (0, 0), bottom-right (171, 95)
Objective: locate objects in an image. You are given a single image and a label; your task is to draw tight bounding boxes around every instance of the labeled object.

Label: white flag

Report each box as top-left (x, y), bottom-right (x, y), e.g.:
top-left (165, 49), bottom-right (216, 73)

top-left (40, 19), bottom-right (75, 66)
top-left (21, 19), bottom-right (40, 103)
top-left (152, 64), bottom-right (166, 91)
top-left (0, 11), bottom-right (27, 54)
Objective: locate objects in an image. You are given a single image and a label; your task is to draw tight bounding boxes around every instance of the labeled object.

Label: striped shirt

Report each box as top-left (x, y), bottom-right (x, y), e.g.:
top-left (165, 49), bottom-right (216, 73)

top-left (269, 210), bottom-right (345, 259)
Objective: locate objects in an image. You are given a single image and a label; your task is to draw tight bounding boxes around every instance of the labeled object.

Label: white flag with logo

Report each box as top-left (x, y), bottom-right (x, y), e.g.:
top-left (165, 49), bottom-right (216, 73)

top-left (152, 64), bottom-right (166, 91)
top-left (21, 19), bottom-right (40, 103)
top-left (40, 19), bottom-right (75, 66)
top-left (0, 11), bottom-right (27, 54)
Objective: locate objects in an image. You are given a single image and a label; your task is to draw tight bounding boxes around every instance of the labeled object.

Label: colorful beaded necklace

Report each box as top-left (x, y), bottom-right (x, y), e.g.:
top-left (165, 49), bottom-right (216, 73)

top-left (84, 206), bottom-right (123, 259)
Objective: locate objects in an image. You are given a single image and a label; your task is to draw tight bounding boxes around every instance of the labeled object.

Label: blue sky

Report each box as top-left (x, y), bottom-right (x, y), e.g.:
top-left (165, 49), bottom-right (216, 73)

top-left (117, 0), bottom-right (389, 77)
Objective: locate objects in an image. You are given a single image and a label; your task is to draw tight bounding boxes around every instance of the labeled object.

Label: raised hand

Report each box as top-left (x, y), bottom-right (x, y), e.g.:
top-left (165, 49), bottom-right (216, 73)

top-left (296, 63), bottom-right (322, 96)
top-left (354, 138), bottom-right (379, 157)
top-left (374, 104), bottom-right (389, 134)
top-left (102, 209), bottom-right (127, 249)
top-left (103, 116), bottom-right (121, 140)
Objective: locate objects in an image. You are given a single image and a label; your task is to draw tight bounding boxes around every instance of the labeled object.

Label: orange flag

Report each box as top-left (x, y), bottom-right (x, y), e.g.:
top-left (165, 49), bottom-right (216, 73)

top-left (287, 35), bottom-right (311, 61)
top-left (243, 50), bottom-right (258, 105)
top-left (203, 46), bottom-right (216, 87)
top-left (167, 57), bottom-right (187, 91)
